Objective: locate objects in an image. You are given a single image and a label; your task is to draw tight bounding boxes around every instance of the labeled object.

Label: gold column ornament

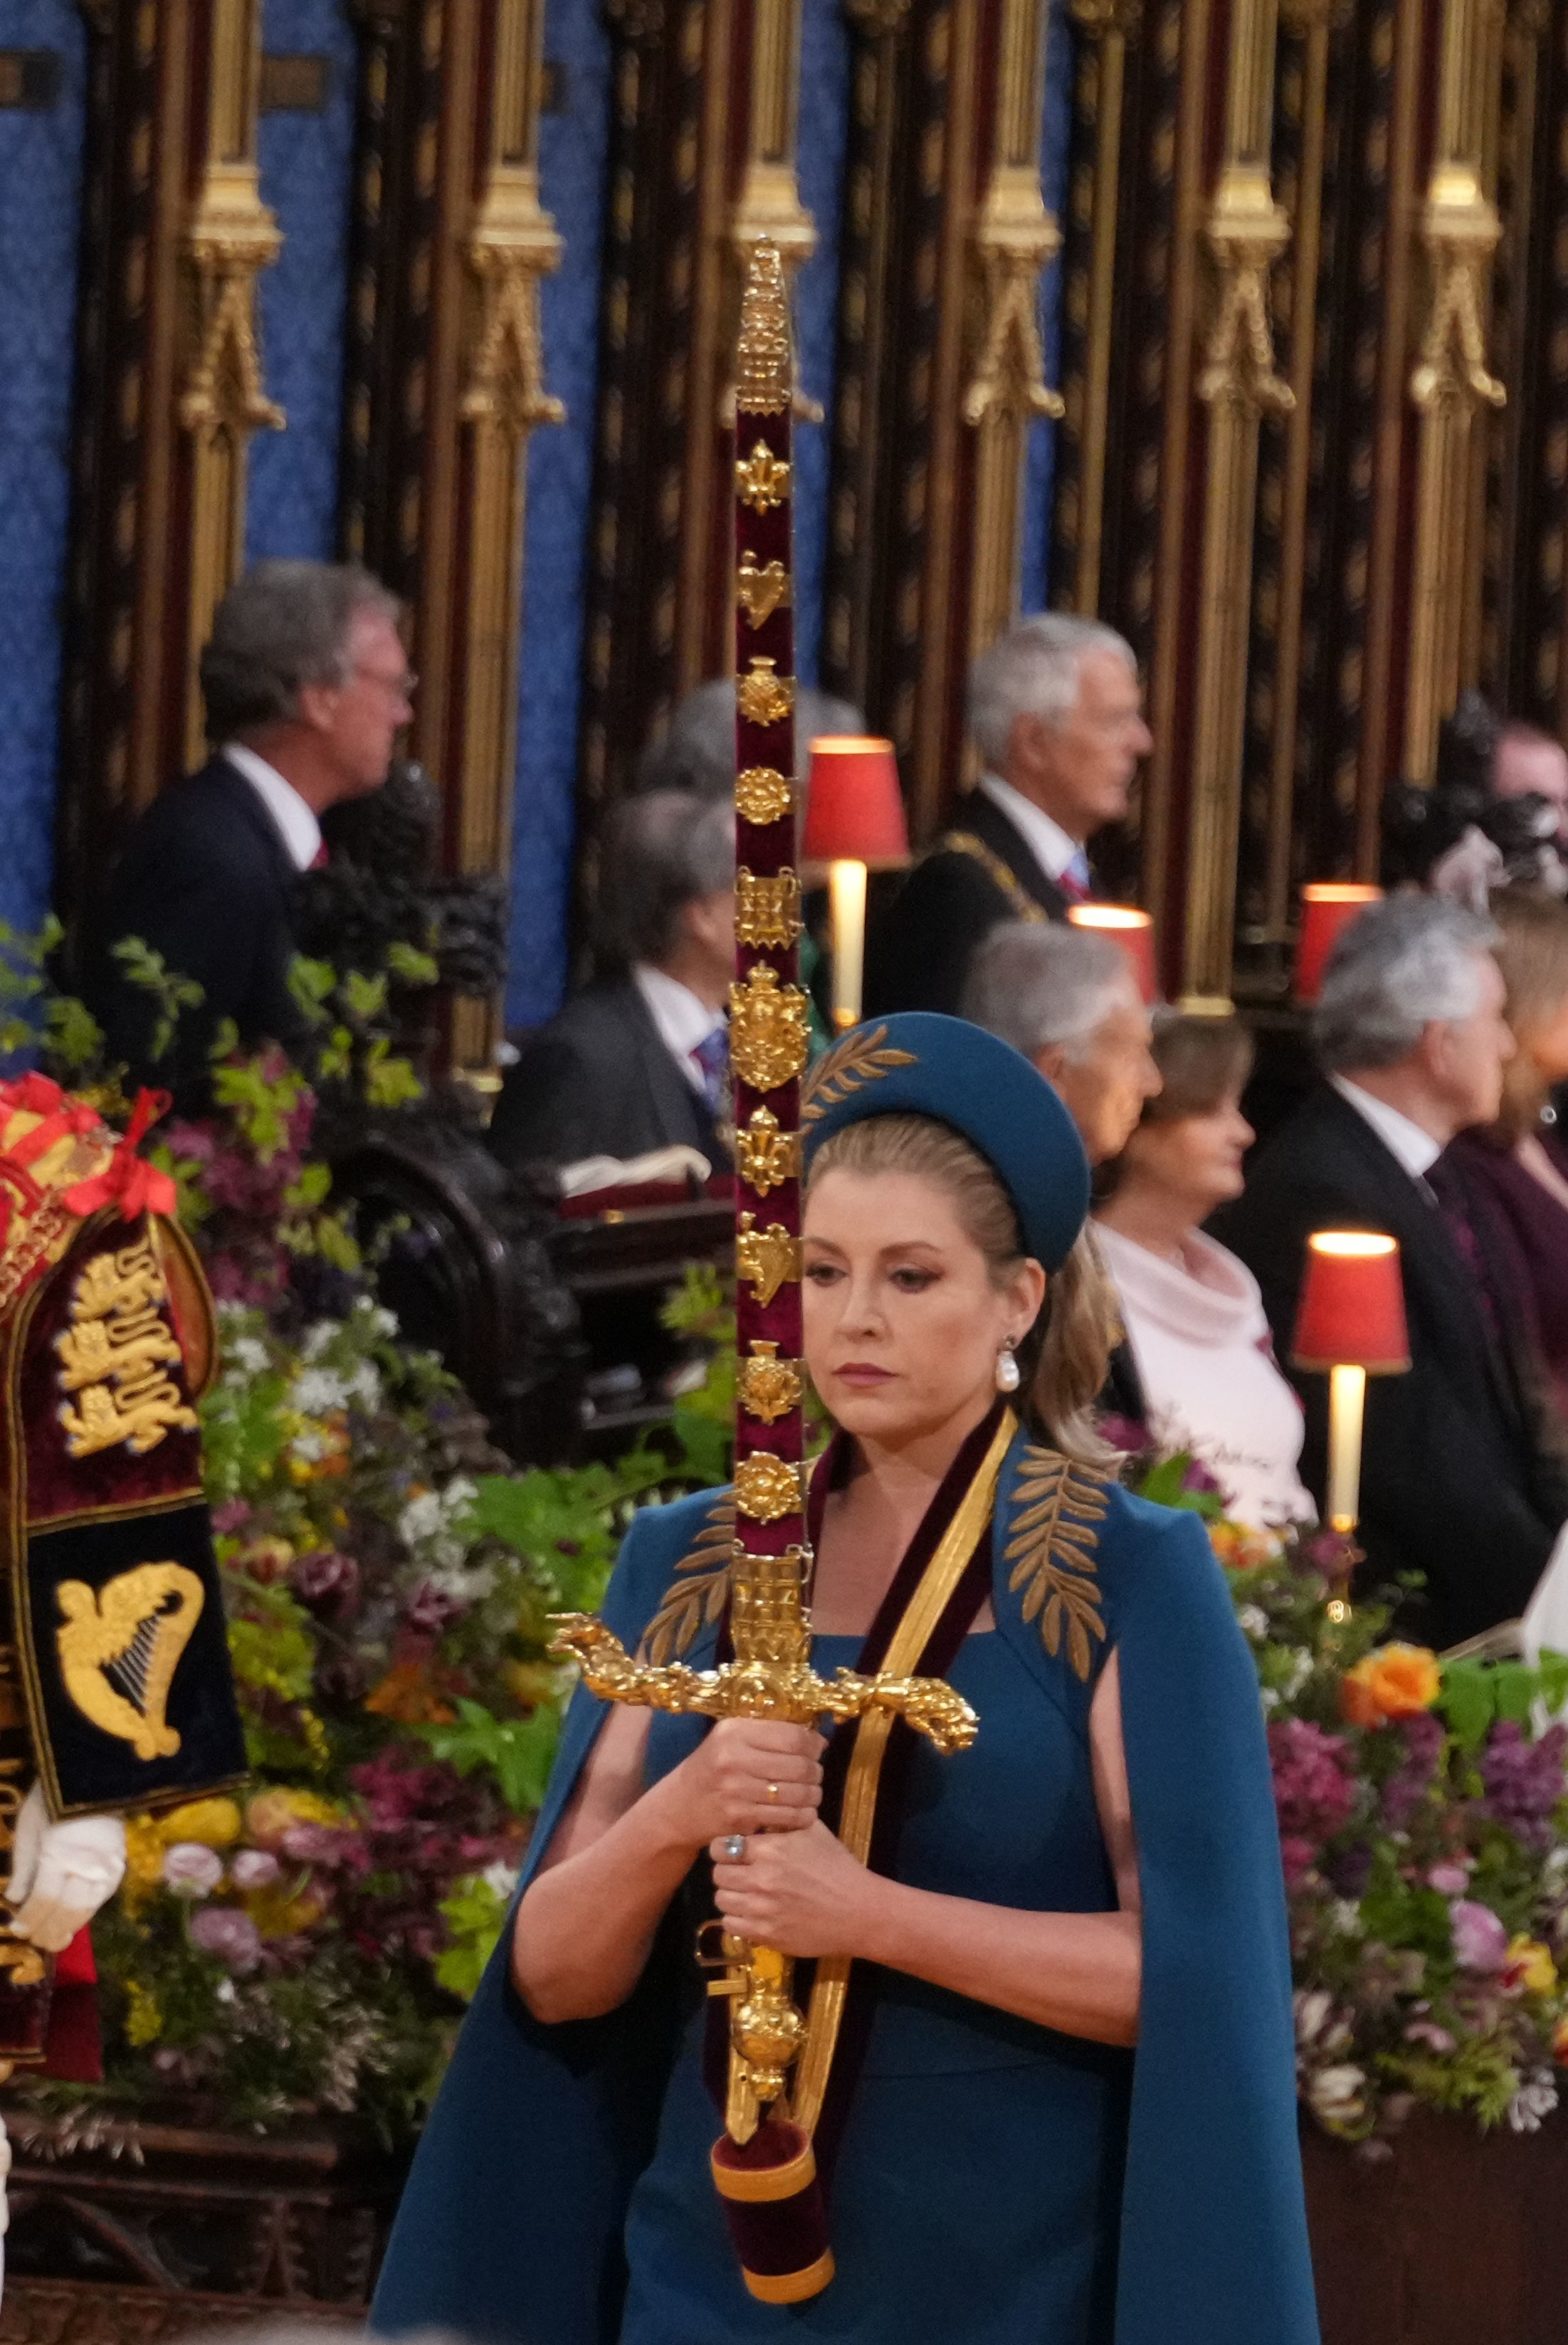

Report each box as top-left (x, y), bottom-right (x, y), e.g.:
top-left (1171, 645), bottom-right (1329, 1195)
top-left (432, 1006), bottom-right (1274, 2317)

top-left (450, 0), bottom-right (564, 1068)
top-left (1181, 0), bottom-right (1292, 999)
top-left (728, 0), bottom-right (819, 418)
top-left (178, 0), bottom-right (282, 767)
top-left (1403, 0), bottom-right (1507, 783)
top-left (1063, 0), bottom-right (1141, 614)
top-left (963, 0), bottom-right (1063, 655)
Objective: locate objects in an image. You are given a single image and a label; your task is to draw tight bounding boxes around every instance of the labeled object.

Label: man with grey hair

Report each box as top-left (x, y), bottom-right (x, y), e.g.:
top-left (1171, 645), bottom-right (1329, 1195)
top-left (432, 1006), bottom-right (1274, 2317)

top-left (491, 792), bottom-right (734, 1175)
top-left (92, 560), bottom-right (410, 1091)
top-left (1216, 893), bottom-right (1567, 1645)
top-left (865, 611), bottom-right (1152, 1017)
top-left (966, 922), bottom-right (1159, 1164)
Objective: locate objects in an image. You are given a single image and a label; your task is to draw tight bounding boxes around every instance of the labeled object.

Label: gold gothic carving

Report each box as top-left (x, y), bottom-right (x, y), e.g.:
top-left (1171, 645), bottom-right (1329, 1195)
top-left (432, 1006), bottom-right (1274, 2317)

top-left (734, 233), bottom-right (797, 416)
top-left (1198, 184), bottom-right (1295, 415)
top-left (729, 966), bottom-right (811, 1090)
top-left (738, 553), bottom-right (792, 627)
top-left (736, 1215), bottom-right (802, 1308)
top-left (738, 1341), bottom-right (805, 1423)
top-left (1409, 197), bottom-right (1506, 415)
top-left (179, 172), bottom-right (284, 442)
top-left (963, 203), bottom-right (1065, 429)
top-left (56, 1563), bottom-right (206, 1763)
top-left (56, 1235), bottom-right (198, 1462)
top-left (461, 212), bottom-right (566, 438)
top-left (736, 868), bottom-right (804, 949)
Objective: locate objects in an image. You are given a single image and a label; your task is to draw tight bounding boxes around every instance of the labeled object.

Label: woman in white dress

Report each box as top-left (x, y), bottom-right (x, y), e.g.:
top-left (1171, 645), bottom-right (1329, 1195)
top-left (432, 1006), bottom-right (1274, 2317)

top-left (1095, 1015), bottom-right (1313, 1530)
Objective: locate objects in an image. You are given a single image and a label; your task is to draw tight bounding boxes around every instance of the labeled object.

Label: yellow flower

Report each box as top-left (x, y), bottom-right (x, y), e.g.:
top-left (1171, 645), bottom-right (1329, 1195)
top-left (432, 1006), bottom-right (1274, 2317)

top-left (244, 1884), bottom-right (328, 1940)
top-left (1209, 1521), bottom-right (1276, 1572)
top-left (1340, 1643), bottom-right (1442, 1727)
top-left (245, 1787), bottom-right (344, 1849)
top-left (1506, 1936), bottom-right (1558, 1997)
top-left (123, 1818), bottom-right (166, 1889)
top-left (154, 1797), bottom-right (243, 1850)
top-left (123, 1978), bottom-right (163, 2047)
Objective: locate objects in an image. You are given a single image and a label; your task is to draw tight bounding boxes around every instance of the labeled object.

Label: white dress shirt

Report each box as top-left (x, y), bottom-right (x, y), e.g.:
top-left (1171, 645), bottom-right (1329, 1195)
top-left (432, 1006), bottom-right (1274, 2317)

top-left (222, 744), bottom-right (323, 874)
top-left (1329, 1075), bottom-right (1442, 1182)
top-left (977, 772), bottom-right (1085, 886)
top-left (633, 965), bottom-right (723, 1096)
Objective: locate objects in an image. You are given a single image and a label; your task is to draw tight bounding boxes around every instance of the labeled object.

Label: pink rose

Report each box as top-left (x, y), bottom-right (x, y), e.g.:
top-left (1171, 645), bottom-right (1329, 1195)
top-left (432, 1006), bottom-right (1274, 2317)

top-left (229, 1849), bottom-right (281, 1891)
top-left (1450, 1898), bottom-right (1509, 1973)
top-left (162, 1843), bottom-right (223, 1899)
top-left (1427, 1861), bottom-right (1470, 1895)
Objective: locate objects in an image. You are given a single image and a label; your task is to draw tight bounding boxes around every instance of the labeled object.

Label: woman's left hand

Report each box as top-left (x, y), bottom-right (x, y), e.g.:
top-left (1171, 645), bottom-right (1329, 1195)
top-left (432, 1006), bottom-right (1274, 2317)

top-left (710, 1822), bottom-right (887, 1960)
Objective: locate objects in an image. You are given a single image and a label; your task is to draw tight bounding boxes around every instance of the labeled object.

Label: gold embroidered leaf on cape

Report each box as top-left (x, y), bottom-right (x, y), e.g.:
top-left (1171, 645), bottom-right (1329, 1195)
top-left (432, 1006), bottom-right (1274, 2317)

top-left (801, 1025), bottom-right (917, 1123)
top-left (640, 1499), bottom-right (735, 1664)
top-left (1003, 1445), bottom-right (1110, 1682)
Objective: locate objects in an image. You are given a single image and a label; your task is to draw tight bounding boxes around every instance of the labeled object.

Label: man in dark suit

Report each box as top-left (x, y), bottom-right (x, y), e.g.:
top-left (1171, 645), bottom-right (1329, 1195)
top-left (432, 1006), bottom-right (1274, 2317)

top-left (864, 613), bottom-right (1153, 1017)
top-left (1214, 894), bottom-right (1568, 1648)
top-left (490, 792), bottom-right (734, 1178)
top-left (89, 561), bottom-right (410, 1097)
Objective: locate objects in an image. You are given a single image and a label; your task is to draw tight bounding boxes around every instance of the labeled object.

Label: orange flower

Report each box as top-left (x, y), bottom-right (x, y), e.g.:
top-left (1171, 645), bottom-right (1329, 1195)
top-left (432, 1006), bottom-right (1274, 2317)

top-left (365, 1660), bottom-right (457, 1725)
top-left (1553, 2015), bottom-right (1568, 2066)
top-left (1209, 1522), bottom-right (1276, 1573)
top-left (1340, 1643), bottom-right (1442, 1727)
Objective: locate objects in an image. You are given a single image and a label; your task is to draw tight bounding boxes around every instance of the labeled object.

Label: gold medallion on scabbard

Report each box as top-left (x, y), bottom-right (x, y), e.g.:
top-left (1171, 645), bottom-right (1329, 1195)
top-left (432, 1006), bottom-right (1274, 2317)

top-left (735, 1106), bottom-right (801, 1196)
top-left (738, 553), bottom-right (791, 627)
top-left (738, 658), bottom-right (794, 727)
top-left (734, 1452), bottom-right (804, 1525)
top-left (730, 966), bottom-right (810, 1091)
top-left (737, 1214), bottom-right (801, 1307)
top-left (738, 1341), bottom-right (804, 1425)
top-left (736, 444), bottom-right (792, 514)
top-left (736, 870), bottom-right (804, 950)
top-left (735, 766), bottom-right (794, 825)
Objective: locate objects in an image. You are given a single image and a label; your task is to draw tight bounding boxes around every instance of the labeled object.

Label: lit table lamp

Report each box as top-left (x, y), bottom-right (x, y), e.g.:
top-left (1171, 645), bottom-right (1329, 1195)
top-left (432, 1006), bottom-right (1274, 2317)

top-left (1291, 1232), bottom-right (1410, 1608)
top-left (1294, 882), bottom-right (1384, 1004)
top-left (803, 736), bottom-right (910, 1030)
top-left (1066, 903), bottom-right (1158, 1004)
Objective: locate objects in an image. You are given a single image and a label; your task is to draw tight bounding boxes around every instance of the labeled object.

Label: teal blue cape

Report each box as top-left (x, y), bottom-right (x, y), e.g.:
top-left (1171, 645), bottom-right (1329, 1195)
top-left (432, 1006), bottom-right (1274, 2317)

top-left (372, 1430), bottom-right (1319, 2344)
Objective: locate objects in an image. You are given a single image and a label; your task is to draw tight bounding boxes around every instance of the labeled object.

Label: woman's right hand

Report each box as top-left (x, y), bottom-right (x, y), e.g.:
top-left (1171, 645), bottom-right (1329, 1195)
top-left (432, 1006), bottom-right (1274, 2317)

top-left (656, 1718), bottom-right (824, 1850)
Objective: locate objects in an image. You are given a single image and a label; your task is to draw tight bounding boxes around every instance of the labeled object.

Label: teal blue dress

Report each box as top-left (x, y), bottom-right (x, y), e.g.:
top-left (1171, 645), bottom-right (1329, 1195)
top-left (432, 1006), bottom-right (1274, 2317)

top-left (373, 1424), bottom-right (1321, 2345)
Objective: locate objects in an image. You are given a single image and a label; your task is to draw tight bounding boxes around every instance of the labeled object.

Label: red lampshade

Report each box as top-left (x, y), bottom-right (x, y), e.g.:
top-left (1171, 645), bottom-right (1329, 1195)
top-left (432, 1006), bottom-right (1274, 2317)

top-left (1067, 903), bottom-right (1158, 1005)
top-left (802, 737), bottom-right (910, 870)
top-left (1294, 882), bottom-right (1384, 1004)
top-left (1291, 1232), bottom-right (1410, 1374)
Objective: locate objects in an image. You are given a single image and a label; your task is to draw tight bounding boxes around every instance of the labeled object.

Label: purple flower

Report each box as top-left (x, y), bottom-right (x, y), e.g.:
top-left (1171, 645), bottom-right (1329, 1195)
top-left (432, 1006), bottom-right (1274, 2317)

top-left (1477, 1721), bottom-right (1568, 1852)
top-left (162, 1843), bottom-right (223, 1898)
top-left (211, 1499), bottom-right (253, 1537)
top-left (1427, 1860), bottom-right (1470, 1895)
top-left (291, 1548), bottom-right (361, 1614)
top-left (404, 1579), bottom-right (465, 1636)
top-left (1381, 1710), bottom-right (1446, 1832)
top-left (1269, 1718), bottom-right (1358, 1841)
top-left (230, 1849), bottom-right (281, 1892)
top-left (189, 1907), bottom-right (263, 1974)
top-left (1450, 1899), bottom-right (1510, 1973)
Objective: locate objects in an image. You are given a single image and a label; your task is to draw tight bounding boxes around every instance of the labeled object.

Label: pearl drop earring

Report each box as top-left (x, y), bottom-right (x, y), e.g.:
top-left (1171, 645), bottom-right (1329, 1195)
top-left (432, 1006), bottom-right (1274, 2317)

top-left (995, 1340), bottom-right (1021, 1394)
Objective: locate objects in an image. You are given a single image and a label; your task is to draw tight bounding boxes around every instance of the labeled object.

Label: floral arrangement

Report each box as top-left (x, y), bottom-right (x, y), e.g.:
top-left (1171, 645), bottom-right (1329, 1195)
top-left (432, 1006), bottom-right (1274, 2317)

top-left (1118, 1435), bottom-right (1568, 2148)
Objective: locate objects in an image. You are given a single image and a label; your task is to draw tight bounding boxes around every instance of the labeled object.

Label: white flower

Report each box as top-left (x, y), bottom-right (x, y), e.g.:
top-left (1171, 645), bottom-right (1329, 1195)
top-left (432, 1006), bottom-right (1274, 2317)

top-left (216, 1978), bottom-right (237, 2006)
top-left (1294, 1988), bottom-right (1335, 2046)
top-left (345, 1362), bottom-right (383, 1410)
top-left (1260, 1687), bottom-right (1280, 1713)
top-left (354, 1298), bottom-right (398, 1339)
top-left (1281, 1651), bottom-right (1313, 1699)
top-left (290, 1427), bottom-right (331, 1464)
top-left (483, 1860), bottom-right (518, 1899)
top-left (300, 1321), bottom-right (338, 1362)
top-left (1307, 2062), bottom-right (1367, 2129)
top-left (1237, 1605), bottom-right (1269, 1642)
top-left (1506, 2073), bottom-right (1558, 2134)
top-left (1329, 1900), bottom-right (1364, 1940)
top-left (162, 1843), bottom-right (223, 1898)
top-left (400, 1491), bottom-right (445, 1547)
top-left (442, 1476), bottom-right (478, 1520)
top-left (291, 1368), bottom-right (349, 1418)
top-left (224, 1337), bottom-right (270, 1379)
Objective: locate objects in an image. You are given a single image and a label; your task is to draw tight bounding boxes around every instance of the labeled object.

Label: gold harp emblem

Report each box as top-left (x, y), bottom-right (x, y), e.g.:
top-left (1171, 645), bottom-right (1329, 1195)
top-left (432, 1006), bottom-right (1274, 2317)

top-left (736, 442), bottom-right (792, 514)
top-left (738, 553), bottom-right (791, 628)
top-left (737, 1214), bottom-right (801, 1308)
top-left (736, 868), bottom-right (804, 950)
top-left (737, 659), bottom-right (794, 728)
top-left (729, 966), bottom-right (810, 1092)
top-left (56, 1563), bottom-right (205, 1762)
top-left (738, 1341), bottom-right (805, 1425)
top-left (735, 766), bottom-right (794, 826)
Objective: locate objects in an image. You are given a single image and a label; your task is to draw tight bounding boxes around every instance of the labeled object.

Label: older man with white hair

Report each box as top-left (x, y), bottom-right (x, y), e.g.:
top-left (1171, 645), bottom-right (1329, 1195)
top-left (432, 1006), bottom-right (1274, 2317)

top-left (965, 921), bottom-right (1160, 1165)
top-left (865, 612), bottom-right (1152, 1017)
top-left (1216, 894), bottom-right (1568, 1648)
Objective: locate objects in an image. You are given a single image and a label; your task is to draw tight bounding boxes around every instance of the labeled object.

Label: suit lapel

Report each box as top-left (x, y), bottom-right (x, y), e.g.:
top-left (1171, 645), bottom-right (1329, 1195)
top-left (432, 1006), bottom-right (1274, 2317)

top-left (621, 982), bottom-right (717, 1158)
top-left (209, 756), bottom-right (302, 894)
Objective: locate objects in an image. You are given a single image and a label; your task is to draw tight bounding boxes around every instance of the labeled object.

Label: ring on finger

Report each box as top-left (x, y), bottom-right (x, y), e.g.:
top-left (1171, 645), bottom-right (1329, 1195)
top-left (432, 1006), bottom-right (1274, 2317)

top-left (766, 1781), bottom-right (780, 1803)
top-left (721, 1834), bottom-right (747, 1862)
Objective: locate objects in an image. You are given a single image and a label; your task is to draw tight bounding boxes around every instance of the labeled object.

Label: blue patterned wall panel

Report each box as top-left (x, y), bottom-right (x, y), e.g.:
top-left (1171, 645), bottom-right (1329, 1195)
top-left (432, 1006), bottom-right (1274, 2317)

top-left (248, 0), bottom-right (359, 563)
top-left (508, 0), bottom-right (614, 1027)
top-left (1020, 0), bottom-right (1073, 614)
top-left (794, 0), bottom-right (851, 689)
top-left (0, 1), bottom-right (86, 941)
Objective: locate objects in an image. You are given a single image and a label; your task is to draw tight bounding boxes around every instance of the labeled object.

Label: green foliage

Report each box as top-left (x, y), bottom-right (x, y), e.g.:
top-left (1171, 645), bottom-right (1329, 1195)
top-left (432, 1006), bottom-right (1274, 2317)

top-left (1438, 1650), bottom-right (1568, 1752)
top-left (111, 938), bottom-right (205, 1066)
top-left (435, 1873), bottom-right (512, 2002)
top-left (423, 1699), bottom-right (563, 1817)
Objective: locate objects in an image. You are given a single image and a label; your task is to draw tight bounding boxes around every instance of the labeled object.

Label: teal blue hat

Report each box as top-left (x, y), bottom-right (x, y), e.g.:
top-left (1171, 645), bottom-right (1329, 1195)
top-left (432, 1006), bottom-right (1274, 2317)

top-left (801, 1012), bottom-right (1090, 1271)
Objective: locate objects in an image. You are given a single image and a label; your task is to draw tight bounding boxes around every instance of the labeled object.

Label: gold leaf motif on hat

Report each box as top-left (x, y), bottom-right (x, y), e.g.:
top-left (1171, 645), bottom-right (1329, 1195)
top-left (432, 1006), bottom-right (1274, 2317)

top-left (736, 442), bottom-right (792, 514)
top-left (735, 1105), bottom-right (801, 1196)
top-left (801, 1023), bottom-right (918, 1122)
top-left (737, 1213), bottom-right (801, 1307)
top-left (736, 868), bottom-right (804, 950)
top-left (737, 658), bottom-right (795, 727)
top-left (729, 966), bottom-right (810, 1091)
top-left (738, 1340), bottom-right (805, 1424)
top-left (734, 1450), bottom-right (804, 1524)
top-left (738, 552), bottom-right (792, 628)
top-left (735, 766), bottom-right (795, 825)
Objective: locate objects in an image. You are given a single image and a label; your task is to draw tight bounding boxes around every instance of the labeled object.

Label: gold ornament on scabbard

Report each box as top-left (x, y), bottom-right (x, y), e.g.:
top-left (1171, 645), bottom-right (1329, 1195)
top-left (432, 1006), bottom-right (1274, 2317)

top-left (736, 1107), bottom-right (801, 1196)
top-left (729, 966), bottom-right (810, 1090)
top-left (735, 239), bottom-right (793, 415)
top-left (738, 658), bottom-right (794, 727)
top-left (734, 1451), bottom-right (804, 1524)
top-left (736, 1213), bottom-right (801, 1307)
top-left (738, 1340), bottom-right (804, 1423)
top-left (738, 552), bottom-right (792, 627)
top-left (736, 869), bottom-right (804, 949)
top-left (735, 766), bottom-right (795, 825)
top-left (736, 444), bottom-right (792, 513)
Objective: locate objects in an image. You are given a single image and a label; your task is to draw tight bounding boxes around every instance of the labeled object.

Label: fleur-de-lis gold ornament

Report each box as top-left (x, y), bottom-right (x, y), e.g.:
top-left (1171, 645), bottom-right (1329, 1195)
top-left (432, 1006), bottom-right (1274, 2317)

top-left (735, 1105), bottom-right (801, 1196)
top-left (735, 766), bottom-right (794, 825)
top-left (737, 1214), bottom-right (801, 1307)
top-left (738, 1340), bottom-right (804, 1425)
top-left (737, 658), bottom-right (794, 728)
top-left (736, 868), bottom-right (804, 950)
top-left (738, 552), bottom-right (792, 628)
top-left (736, 442), bottom-right (792, 514)
top-left (734, 1450), bottom-right (803, 1524)
top-left (729, 965), bottom-right (810, 1092)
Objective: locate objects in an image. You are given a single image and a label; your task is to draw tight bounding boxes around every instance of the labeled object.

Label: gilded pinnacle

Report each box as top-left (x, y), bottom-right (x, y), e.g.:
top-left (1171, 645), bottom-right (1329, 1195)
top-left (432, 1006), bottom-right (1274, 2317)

top-left (735, 239), bottom-right (793, 416)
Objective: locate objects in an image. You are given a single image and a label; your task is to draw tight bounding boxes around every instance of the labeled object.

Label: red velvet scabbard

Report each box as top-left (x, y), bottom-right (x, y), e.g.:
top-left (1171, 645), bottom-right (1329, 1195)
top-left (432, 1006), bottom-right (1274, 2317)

top-left (711, 2117), bottom-right (834, 2304)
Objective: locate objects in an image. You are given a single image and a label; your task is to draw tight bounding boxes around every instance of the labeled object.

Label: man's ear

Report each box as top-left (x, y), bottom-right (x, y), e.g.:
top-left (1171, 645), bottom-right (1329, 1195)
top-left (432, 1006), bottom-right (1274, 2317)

top-left (295, 679), bottom-right (339, 735)
top-left (1033, 1042), bottom-right (1070, 1089)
